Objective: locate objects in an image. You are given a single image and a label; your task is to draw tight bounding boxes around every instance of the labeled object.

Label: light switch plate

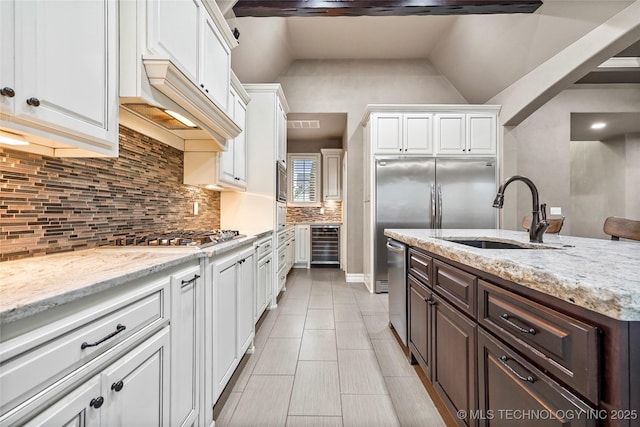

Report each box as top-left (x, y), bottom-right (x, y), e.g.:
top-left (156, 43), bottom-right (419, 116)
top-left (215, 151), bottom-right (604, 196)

top-left (550, 207), bottom-right (562, 215)
top-left (193, 202), bottom-right (199, 215)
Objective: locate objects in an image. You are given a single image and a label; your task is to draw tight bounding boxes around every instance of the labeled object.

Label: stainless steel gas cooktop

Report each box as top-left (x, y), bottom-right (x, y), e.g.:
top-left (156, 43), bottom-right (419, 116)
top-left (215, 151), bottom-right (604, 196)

top-left (112, 230), bottom-right (244, 248)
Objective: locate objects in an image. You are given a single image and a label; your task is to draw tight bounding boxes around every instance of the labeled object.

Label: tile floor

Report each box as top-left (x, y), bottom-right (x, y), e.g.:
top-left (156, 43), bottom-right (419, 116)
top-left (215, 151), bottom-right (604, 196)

top-left (215, 267), bottom-right (446, 427)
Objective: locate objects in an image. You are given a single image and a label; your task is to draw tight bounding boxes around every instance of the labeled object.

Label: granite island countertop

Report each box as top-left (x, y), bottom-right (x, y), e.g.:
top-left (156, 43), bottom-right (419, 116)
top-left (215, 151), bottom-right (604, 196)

top-left (0, 236), bottom-right (258, 325)
top-left (384, 229), bottom-right (640, 321)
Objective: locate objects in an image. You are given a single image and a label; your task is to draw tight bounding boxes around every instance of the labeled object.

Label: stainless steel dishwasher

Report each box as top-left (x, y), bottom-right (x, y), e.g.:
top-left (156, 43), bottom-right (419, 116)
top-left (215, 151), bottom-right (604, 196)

top-left (387, 238), bottom-right (407, 346)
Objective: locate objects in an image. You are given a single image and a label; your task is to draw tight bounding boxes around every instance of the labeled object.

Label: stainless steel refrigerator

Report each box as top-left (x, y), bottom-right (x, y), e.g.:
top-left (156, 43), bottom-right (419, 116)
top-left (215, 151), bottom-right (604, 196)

top-left (376, 157), bottom-right (497, 292)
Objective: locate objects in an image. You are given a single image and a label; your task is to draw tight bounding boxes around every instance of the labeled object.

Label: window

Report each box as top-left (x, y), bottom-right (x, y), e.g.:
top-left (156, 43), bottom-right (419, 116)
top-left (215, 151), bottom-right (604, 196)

top-left (288, 154), bottom-right (321, 206)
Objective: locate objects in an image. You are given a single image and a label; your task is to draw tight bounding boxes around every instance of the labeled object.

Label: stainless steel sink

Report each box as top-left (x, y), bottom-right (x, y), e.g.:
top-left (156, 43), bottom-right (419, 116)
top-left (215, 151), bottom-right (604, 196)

top-left (445, 239), bottom-right (556, 249)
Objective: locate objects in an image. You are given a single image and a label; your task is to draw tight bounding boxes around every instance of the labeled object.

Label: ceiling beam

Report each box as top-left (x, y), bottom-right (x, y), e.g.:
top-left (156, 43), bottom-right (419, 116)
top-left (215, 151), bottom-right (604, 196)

top-left (233, 0), bottom-right (542, 17)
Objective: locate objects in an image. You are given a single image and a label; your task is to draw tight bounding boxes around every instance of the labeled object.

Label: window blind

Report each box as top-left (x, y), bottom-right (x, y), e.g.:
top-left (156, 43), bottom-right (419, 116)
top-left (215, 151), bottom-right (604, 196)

top-left (291, 156), bottom-right (318, 203)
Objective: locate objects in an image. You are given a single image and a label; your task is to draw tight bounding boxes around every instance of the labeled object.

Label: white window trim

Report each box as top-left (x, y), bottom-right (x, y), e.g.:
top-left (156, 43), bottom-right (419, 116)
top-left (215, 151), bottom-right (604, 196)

top-left (288, 153), bottom-right (322, 207)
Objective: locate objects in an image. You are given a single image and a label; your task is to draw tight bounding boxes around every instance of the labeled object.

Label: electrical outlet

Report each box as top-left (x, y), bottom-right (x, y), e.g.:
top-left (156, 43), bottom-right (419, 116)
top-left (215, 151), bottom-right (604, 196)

top-left (193, 202), bottom-right (199, 215)
top-left (550, 207), bottom-right (562, 215)
top-left (320, 207), bottom-right (325, 214)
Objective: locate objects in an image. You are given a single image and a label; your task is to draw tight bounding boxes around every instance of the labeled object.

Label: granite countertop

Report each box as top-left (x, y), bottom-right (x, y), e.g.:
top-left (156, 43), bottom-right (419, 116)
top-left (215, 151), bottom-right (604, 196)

top-left (384, 229), bottom-right (640, 321)
top-left (0, 235), bottom-right (258, 325)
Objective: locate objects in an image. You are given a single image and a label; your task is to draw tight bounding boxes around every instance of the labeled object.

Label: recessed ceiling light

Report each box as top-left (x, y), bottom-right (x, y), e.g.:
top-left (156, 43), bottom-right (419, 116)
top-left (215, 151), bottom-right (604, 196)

top-left (0, 130), bottom-right (29, 146)
top-left (164, 110), bottom-right (197, 128)
top-left (591, 122), bottom-right (607, 130)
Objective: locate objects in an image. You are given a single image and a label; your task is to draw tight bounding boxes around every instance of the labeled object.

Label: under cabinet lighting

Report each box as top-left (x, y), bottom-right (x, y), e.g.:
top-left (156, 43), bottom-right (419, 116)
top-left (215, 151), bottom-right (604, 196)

top-left (205, 184), bottom-right (222, 190)
top-left (591, 122), bottom-right (607, 130)
top-left (0, 130), bottom-right (29, 146)
top-left (164, 110), bottom-right (197, 128)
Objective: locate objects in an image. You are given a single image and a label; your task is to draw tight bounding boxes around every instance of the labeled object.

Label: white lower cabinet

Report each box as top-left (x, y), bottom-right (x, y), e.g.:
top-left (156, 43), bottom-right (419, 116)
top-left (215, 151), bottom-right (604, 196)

top-left (23, 376), bottom-right (102, 427)
top-left (100, 329), bottom-right (170, 426)
top-left (295, 225), bottom-right (310, 268)
top-left (170, 266), bottom-right (202, 427)
top-left (205, 243), bottom-right (255, 424)
top-left (24, 328), bottom-right (170, 427)
top-left (256, 252), bottom-right (273, 322)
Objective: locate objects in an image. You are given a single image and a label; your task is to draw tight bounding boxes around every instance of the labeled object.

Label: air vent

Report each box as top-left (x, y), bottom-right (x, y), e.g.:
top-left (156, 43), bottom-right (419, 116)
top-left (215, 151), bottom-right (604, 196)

top-left (123, 104), bottom-right (200, 130)
top-left (287, 120), bottom-right (320, 129)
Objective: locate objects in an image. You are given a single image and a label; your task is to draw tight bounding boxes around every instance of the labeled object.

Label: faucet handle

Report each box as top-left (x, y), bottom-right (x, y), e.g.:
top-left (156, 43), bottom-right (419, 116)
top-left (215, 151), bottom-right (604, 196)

top-left (540, 203), bottom-right (547, 222)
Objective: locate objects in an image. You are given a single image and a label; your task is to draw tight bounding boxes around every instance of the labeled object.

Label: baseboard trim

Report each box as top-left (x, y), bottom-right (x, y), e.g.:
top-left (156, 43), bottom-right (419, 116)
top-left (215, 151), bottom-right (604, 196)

top-left (345, 273), bottom-right (365, 283)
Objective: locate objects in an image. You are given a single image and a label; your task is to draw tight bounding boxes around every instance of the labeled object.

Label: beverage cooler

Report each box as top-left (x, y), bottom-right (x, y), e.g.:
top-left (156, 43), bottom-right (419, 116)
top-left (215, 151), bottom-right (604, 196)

top-left (310, 225), bottom-right (340, 265)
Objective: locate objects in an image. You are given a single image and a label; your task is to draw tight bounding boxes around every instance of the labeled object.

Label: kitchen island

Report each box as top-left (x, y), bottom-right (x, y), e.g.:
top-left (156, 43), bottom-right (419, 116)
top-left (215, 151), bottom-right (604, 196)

top-left (385, 229), bottom-right (639, 427)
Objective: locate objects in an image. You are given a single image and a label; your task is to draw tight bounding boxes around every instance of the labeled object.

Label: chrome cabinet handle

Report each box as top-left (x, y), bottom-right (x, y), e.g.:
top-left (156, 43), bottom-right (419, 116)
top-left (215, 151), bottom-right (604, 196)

top-left (499, 355), bottom-right (535, 383)
top-left (500, 313), bottom-right (536, 335)
top-left (81, 324), bottom-right (126, 349)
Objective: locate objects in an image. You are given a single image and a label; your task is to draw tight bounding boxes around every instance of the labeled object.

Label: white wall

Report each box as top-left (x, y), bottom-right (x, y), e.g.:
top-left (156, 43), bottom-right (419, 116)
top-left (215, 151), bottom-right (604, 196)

top-left (570, 138), bottom-right (626, 239)
top-left (276, 59), bottom-right (466, 274)
top-left (626, 133), bottom-right (640, 218)
top-left (505, 84), bottom-right (640, 237)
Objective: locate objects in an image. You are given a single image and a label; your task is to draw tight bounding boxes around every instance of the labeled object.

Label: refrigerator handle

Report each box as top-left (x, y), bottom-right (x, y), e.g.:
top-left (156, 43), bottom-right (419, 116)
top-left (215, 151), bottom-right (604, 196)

top-left (437, 184), bottom-right (443, 228)
top-left (430, 184), bottom-right (436, 229)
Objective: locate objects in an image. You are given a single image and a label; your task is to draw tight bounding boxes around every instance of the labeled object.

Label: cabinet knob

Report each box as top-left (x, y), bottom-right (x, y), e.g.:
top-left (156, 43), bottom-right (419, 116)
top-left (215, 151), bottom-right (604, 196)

top-left (111, 381), bottom-right (124, 392)
top-left (462, 148), bottom-right (466, 152)
top-left (90, 396), bottom-right (105, 409)
top-left (1, 87), bottom-right (15, 97)
top-left (200, 84), bottom-right (204, 88)
top-left (399, 148), bottom-right (402, 152)
top-left (26, 97), bottom-right (40, 107)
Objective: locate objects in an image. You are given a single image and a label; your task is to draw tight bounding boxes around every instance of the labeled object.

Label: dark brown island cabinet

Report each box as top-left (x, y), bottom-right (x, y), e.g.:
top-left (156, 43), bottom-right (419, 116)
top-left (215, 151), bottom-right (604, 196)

top-left (406, 247), bottom-right (640, 427)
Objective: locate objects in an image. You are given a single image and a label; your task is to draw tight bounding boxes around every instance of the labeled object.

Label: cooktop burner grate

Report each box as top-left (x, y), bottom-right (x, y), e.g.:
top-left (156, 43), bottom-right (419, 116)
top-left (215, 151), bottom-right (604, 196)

top-left (111, 230), bottom-right (243, 247)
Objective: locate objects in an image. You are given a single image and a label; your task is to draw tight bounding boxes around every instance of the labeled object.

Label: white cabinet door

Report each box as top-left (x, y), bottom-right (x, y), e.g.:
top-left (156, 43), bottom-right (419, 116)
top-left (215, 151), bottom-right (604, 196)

top-left (0, 0), bottom-right (14, 115)
top-left (201, 11), bottom-right (230, 109)
top-left (148, 0), bottom-right (200, 83)
top-left (256, 255), bottom-right (269, 322)
top-left (170, 267), bottom-right (201, 427)
top-left (23, 376), bottom-right (102, 427)
top-left (101, 329), bottom-right (170, 427)
top-left (404, 114), bottom-right (433, 154)
top-left (13, 0), bottom-right (117, 150)
top-left (234, 96), bottom-right (248, 186)
top-left (435, 114), bottom-right (466, 155)
top-left (237, 249), bottom-right (255, 356)
top-left (276, 100), bottom-right (287, 166)
top-left (219, 88), bottom-right (237, 185)
top-left (295, 225), bottom-right (310, 266)
top-left (322, 149), bottom-right (342, 201)
top-left (265, 253), bottom-right (274, 308)
top-left (466, 114), bottom-right (496, 155)
top-left (213, 255), bottom-right (238, 391)
top-left (372, 113), bottom-right (402, 154)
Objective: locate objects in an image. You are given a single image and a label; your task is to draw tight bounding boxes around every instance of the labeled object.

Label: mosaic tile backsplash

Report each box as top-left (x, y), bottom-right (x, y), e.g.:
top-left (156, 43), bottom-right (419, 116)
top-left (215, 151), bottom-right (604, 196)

top-left (1, 126), bottom-right (220, 261)
top-left (287, 202), bottom-right (342, 224)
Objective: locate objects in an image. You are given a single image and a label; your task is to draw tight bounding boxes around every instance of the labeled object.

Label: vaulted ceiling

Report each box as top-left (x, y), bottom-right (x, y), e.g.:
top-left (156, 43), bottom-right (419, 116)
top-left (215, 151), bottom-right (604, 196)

top-left (225, 0), bottom-right (638, 104)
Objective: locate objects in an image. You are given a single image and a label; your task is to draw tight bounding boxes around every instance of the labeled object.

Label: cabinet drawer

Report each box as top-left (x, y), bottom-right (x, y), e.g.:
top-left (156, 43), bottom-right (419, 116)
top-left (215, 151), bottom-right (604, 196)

top-left (277, 231), bottom-right (287, 247)
top-left (478, 329), bottom-right (595, 427)
top-left (0, 279), bottom-right (169, 414)
top-left (434, 259), bottom-right (476, 317)
top-left (408, 249), bottom-right (432, 286)
top-left (257, 239), bottom-right (273, 259)
top-left (478, 280), bottom-right (599, 403)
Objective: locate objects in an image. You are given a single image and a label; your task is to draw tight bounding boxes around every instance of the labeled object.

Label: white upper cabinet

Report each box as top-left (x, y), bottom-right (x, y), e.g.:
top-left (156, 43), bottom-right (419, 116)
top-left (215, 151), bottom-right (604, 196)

top-left (404, 114), bottom-right (433, 154)
top-left (1, 0), bottom-right (118, 157)
top-left (434, 114), bottom-right (466, 154)
top-left (466, 113), bottom-right (497, 154)
top-left (147, 0), bottom-right (230, 111)
top-left (321, 149), bottom-right (342, 201)
top-left (276, 99), bottom-right (287, 167)
top-left (371, 113), bottom-right (402, 154)
top-left (201, 11), bottom-right (231, 111)
top-left (148, 0), bottom-right (201, 83)
top-left (184, 75), bottom-right (249, 190)
top-left (435, 112), bottom-right (497, 156)
top-left (371, 113), bottom-right (432, 155)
